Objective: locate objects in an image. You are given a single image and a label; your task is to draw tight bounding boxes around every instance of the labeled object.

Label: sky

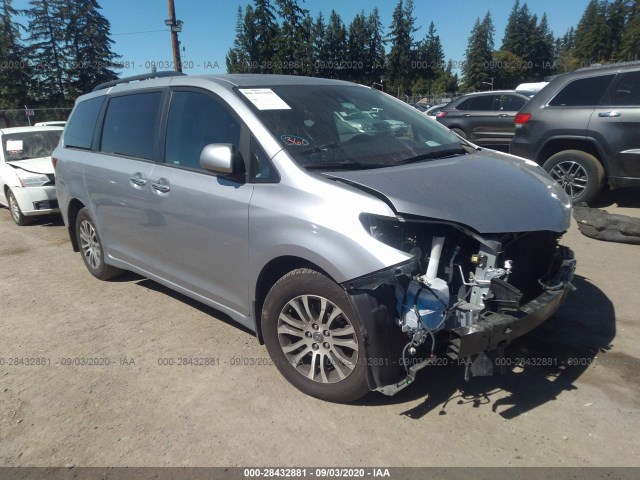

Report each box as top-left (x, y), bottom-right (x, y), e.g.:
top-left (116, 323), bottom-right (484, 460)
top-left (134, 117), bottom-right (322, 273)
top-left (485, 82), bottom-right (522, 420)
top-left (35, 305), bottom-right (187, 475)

top-left (15, 0), bottom-right (592, 76)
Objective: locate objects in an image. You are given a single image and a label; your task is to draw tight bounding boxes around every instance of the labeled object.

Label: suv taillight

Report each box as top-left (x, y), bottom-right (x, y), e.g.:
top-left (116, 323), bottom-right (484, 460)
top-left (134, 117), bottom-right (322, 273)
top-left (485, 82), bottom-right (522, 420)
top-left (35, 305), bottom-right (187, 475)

top-left (436, 111), bottom-right (447, 118)
top-left (514, 113), bottom-right (531, 125)
top-left (51, 157), bottom-right (57, 169)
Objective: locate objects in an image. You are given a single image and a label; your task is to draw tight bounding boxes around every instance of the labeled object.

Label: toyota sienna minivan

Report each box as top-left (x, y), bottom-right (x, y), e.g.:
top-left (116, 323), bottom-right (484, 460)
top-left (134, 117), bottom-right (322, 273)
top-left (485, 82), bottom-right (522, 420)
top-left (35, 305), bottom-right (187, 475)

top-left (54, 72), bottom-right (576, 402)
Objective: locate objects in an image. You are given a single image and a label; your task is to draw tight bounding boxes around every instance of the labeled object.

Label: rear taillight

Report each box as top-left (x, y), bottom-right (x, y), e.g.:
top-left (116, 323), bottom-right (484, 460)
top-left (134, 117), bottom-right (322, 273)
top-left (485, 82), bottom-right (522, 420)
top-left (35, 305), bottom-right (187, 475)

top-left (514, 113), bottom-right (531, 125)
top-left (436, 111), bottom-right (448, 118)
top-left (51, 156), bottom-right (57, 169)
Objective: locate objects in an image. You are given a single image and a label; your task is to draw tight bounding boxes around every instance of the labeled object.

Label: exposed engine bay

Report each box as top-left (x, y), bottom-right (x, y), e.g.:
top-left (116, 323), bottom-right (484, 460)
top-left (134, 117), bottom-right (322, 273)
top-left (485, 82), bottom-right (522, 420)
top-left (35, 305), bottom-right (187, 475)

top-left (353, 215), bottom-right (576, 395)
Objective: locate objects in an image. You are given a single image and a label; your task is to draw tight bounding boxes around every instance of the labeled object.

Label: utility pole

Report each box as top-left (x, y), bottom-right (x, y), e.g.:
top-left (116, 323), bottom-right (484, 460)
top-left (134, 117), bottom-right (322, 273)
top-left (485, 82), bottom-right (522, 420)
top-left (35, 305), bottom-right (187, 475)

top-left (166, 0), bottom-right (183, 72)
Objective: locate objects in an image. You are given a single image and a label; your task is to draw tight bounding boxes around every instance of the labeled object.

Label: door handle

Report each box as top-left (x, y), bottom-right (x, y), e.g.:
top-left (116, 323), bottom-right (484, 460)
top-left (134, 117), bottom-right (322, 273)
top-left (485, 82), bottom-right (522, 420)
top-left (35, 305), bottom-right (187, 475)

top-left (598, 111), bottom-right (621, 117)
top-left (463, 114), bottom-right (471, 117)
top-left (130, 176), bottom-right (147, 187)
top-left (151, 180), bottom-right (171, 193)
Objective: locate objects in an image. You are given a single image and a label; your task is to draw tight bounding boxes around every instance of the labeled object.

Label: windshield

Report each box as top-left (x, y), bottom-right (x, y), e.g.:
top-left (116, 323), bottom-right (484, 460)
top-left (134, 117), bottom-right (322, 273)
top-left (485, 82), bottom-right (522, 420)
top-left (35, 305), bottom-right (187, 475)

top-left (2, 130), bottom-right (62, 161)
top-left (236, 85), bottom-right (464, 170)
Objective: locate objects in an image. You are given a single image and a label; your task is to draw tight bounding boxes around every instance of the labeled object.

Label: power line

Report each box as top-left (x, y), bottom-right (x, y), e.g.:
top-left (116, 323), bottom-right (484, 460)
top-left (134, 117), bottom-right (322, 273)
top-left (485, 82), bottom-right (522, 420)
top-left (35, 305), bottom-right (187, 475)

top-left (112, 29), bottom-right (168, 36)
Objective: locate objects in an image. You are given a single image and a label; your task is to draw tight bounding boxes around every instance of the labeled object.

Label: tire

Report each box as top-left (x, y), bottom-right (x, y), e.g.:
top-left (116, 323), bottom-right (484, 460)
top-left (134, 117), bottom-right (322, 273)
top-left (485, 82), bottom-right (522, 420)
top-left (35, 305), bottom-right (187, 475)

top-left (7, 189), bottom-right (30, 226)
top-left (262, 268), bottom-right (370, 402)
top-left (543, 150), bottom-right (605, 204)
top-left (451, 127), bottom-right (467, 139)
top-left (75, 208), bottom-right (122, 280)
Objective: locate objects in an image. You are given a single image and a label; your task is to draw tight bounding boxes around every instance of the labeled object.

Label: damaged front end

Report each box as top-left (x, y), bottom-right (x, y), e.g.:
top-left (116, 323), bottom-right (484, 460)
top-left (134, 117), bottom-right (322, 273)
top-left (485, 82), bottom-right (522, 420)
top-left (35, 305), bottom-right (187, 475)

top-left (345, 214), bottom-right (576, 396)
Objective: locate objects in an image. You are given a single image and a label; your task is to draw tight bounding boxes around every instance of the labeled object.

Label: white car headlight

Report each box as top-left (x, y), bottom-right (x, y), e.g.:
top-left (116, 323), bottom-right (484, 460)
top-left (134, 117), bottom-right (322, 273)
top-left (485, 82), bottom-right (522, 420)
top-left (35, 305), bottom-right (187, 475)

top-left (15, 169), bottom-right (49, 187)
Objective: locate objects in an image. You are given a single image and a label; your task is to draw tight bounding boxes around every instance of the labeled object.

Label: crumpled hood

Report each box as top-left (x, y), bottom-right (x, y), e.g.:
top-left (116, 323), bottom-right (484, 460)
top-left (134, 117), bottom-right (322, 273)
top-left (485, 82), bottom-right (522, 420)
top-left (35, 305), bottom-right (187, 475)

top-left (7, 157), bottom-right (54, 175)
top-left (324, 150), bottom-right (572, 233)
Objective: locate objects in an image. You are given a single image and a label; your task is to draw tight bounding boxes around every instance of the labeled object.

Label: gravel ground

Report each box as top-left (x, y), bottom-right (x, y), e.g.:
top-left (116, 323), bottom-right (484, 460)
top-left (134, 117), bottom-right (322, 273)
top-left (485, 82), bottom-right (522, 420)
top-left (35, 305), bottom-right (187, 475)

top-left (0, 189), bottom-right (639, 468)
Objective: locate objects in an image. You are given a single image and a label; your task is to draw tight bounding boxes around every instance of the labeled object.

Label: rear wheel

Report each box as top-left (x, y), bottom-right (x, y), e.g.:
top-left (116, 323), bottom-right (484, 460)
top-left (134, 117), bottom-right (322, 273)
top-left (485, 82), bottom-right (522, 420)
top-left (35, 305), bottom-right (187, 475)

top-left (451, 127), bottom-right (467, 139)
top-left (262, 269), bottom-right (370, 402)
top-left (75, 208), bottom-right (122, 280)
top-left (543, 150), bottom-right (604, 204)
top-left (7, 189), bottom-right (30, 226)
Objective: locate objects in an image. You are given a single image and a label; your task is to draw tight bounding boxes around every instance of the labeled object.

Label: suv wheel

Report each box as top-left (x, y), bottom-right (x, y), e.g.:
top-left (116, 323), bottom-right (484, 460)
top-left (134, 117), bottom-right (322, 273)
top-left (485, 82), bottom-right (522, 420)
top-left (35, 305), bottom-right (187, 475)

top-left (543, 150), bottom-right (604, 204)
top-left (262, 269), bottom-right (370, 403)
top-left (75, 208), bottom-right (123, 280)
top-left (451, 127), bottom-right (467, 139)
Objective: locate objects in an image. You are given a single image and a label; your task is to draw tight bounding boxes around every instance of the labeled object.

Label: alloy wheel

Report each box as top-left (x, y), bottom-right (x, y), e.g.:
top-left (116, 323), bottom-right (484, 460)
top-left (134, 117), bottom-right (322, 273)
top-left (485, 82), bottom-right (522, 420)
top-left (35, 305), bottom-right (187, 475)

top-left (78, 220), bottom-right (102, 270)
top-left (277, 294), bottom-right (359, 384)
top-left (549, 160), bottom-right (589, 199)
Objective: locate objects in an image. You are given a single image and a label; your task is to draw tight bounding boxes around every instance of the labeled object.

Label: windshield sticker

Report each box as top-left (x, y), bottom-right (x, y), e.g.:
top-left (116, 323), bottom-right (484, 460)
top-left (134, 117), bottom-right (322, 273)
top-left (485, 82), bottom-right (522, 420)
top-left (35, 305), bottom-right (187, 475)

top-left (239, 88), bottom-right (291, 110)
top-left (281, 135), bottom-right (309, 146)
top-left (6, 140), bottom-right (23, 152)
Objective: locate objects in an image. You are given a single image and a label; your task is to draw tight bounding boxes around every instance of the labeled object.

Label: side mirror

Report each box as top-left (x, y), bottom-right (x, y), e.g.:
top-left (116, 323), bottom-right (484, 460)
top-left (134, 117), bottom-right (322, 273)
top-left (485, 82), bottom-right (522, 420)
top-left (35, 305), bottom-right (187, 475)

top-left (199, 144), bottom-right (235, 174)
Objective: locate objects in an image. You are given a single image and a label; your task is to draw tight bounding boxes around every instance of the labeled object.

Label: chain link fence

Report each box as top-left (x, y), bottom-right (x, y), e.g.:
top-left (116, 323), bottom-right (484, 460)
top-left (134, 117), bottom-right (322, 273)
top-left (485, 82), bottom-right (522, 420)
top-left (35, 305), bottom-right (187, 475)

top-left (0, 107), bottom-right (72, 128)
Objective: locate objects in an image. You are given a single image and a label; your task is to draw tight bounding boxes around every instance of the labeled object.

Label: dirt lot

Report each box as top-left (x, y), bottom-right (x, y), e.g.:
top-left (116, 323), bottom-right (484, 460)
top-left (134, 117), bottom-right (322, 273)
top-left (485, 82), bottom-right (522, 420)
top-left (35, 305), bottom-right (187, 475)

top-left (1, 190), bottom-right (639, 468)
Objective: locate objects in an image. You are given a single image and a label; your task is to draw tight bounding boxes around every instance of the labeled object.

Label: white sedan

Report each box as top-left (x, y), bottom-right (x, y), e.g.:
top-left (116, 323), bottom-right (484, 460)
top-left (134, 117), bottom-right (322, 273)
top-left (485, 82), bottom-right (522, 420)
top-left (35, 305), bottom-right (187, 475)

top-left (0, 126), bottom-right (63, 225)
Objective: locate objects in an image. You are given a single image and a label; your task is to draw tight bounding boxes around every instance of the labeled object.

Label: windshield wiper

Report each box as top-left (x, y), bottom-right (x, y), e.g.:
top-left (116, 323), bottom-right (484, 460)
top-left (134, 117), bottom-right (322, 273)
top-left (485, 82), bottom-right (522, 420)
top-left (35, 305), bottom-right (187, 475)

top-left (396, 147), bottom-right (466, 165)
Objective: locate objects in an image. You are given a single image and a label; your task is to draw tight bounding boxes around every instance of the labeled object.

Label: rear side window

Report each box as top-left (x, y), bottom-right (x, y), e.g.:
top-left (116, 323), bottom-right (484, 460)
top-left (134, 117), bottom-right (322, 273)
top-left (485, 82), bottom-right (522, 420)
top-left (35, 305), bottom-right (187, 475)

top-left (455, 98), bottom-right (473, 110)
top-left (64, 96), bottom-right (105, 150)
top-left (549, 75), bottom-right (615, 107)
top-left (610, 71), bottom-right (640, 106)
top-left (101, 92), bottom-right (162, 160)
top-left (499, 94), bottom-right (527, 111)
top-left (467, 95), bottom-right (497, 111)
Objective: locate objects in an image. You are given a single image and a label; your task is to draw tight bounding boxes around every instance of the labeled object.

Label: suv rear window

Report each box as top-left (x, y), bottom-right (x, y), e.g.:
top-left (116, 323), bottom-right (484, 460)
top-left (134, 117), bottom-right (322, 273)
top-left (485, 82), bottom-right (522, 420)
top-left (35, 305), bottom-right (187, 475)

top-left (100, 92), bottom-right (162, 160)
top-left (64, 96), bottom-right (105, 150)
top-left (549, 74), bottom-right (615, 107)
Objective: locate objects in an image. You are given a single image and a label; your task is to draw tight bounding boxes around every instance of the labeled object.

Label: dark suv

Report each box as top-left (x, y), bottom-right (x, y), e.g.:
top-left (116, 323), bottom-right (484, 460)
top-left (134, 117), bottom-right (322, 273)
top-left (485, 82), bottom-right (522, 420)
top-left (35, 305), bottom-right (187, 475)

top-left (436, 90), bottom-right (529, 149)
top-left (511, 62), bottom-right (640, 203)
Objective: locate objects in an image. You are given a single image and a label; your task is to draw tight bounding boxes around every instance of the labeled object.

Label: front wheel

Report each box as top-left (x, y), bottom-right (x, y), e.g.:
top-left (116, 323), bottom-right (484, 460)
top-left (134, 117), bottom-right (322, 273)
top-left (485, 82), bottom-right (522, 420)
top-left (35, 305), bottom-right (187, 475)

top-left (75, 208), bottom-right (123, 280)
top-left (262, 269), bottom-right (370, 402)
top-left (7, 189), bottom-right (30, 226)
top-left (543, 150), bottom-right (604, 204)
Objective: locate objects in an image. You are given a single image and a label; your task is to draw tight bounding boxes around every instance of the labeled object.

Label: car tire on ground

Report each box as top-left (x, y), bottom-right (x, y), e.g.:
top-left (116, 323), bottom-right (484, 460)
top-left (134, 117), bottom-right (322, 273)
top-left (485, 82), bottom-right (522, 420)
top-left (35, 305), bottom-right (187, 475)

top-left (451, 127), bottom-right (467, 139)
top-left (262, 268), bottom-right (370, 403)
top-left (7, 189), bottom-right (30, 226)
top-left (543, 150), bottom-right (605, 204)
top-left (75, 208), bottom-right (123, 280)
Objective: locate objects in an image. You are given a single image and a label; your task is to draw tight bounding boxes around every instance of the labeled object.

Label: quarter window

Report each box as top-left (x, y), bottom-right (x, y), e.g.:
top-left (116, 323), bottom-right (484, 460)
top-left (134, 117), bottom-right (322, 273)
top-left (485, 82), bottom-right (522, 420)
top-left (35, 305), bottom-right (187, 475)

top-left (101, 92), bottom-right (162, 160)
top-left (165, 91), bottom-right (241, 170)
top-left (549, 75), bottom-right (615, 107)
top-left (610, 71), bottom-right (640, 106)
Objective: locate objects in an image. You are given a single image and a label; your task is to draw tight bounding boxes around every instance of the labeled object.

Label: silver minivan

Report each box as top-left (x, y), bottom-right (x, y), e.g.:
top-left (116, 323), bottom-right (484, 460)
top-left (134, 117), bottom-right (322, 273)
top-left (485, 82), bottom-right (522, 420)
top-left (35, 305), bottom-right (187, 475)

top-left (54, 73), bottom-right (576, 402)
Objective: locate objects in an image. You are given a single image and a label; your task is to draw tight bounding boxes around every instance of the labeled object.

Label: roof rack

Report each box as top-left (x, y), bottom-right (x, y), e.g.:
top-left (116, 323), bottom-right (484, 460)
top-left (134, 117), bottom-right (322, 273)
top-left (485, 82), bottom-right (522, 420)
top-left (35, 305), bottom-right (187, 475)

top-left (575, 60), bottom-right (640, 72)
top-left (92, 71), bottom-right (186, 92)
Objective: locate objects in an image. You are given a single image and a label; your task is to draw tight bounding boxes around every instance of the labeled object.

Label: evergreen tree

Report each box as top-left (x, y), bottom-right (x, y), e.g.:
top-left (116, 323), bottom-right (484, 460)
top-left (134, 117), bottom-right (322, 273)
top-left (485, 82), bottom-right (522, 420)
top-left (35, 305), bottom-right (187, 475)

top-left (573, 0), bottom-right (610, 64)
top-left (367, 7), bottom-right (385, 87)
top-left (620, 0), bottom-right (640, 60)
top-left (226, 6), bottom-right (246, 73)
top-left (322, 10), bottom-right (346, 79)
top-left (242, 5), bottom-right (259, 72)
top-left (606, 0), bottom-right (627, 61)
top-left (311, 11), bottom-right (326, 76)
top-left (253, 0), bottom-right (278, 73)
top-left (0, 0), bottom-right (31, 109)
top-left (432, 59), bottom-right (459, 93)
top-left (346, 11), bottom-right (368, 82)
top-left (462, 12), bottom-right (494, 91)
top-left (413, 21), bottom-right (444, 93)
top-left (555, 27), bottom-right (578, 72)
top-left (274, 0), bottom-right (308, 74)
top-left (386, 0), bottom-right (418, 96)
top-left (531, 13), bottom-right (555, 79)
top-left (26, 0), bottom-right (67, 105)
top-left (64, 0), bottom-right (119, 96)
